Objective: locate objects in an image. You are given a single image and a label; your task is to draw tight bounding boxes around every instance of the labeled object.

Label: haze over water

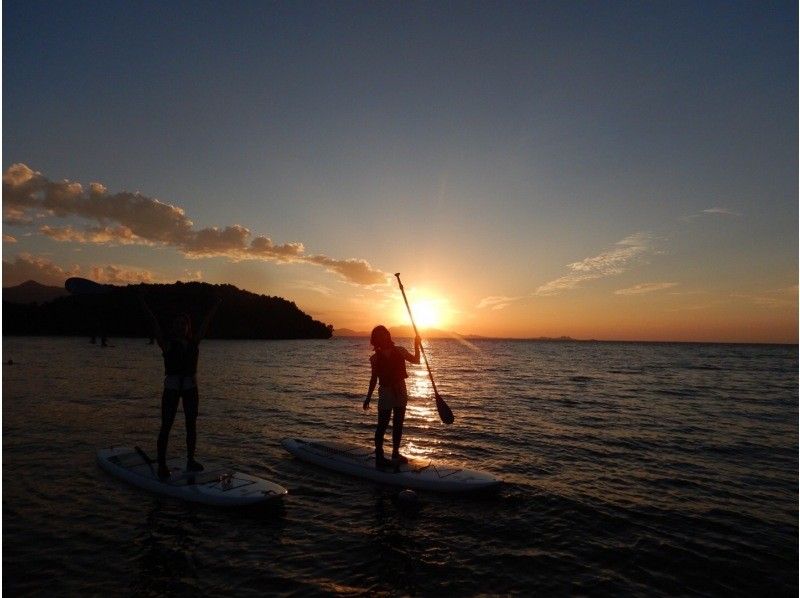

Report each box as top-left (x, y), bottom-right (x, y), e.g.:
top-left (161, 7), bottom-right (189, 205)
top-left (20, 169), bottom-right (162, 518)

top-left (4, 337), bottom-right (796, 596)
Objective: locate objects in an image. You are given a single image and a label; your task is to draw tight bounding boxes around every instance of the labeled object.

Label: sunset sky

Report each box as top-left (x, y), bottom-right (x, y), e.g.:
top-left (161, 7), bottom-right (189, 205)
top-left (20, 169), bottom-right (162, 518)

top-left (3, 1), bottom-right (797, 343)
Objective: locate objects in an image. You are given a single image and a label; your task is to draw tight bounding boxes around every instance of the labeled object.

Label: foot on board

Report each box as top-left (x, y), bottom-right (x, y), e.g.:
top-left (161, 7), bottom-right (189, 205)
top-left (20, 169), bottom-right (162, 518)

top-left (186, 459), bottom-right (204, 473)
top-left (157, 463), bottom-right (171, 480)
top-left (376, 455), bottom-right (393, 469)
top-left (391, 453), bottom-right (409, 464)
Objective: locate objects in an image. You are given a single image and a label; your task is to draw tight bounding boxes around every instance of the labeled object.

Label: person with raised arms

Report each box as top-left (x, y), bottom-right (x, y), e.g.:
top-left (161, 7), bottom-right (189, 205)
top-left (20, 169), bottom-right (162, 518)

top-left (363, 325), bottom-right (421, 468)
top-left (139, 294), bottom-right (221, 479)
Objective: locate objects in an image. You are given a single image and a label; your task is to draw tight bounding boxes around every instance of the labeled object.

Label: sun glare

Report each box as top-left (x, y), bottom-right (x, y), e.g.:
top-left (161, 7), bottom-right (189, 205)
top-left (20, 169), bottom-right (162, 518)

top-left (400, 294), bottom-right (450, 330)
top-left (412, 300), bottom-right (440, 329)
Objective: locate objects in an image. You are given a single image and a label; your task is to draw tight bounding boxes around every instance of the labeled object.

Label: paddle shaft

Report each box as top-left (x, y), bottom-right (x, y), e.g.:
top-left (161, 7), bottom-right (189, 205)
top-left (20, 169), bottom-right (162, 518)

top-left (394, 274), bottom-right (440, 397)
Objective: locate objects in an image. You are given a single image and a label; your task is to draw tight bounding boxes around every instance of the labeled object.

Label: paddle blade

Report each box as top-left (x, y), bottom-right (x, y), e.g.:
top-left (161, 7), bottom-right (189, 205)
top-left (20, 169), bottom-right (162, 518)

top-left (435, 393), bottom-right (454, 425)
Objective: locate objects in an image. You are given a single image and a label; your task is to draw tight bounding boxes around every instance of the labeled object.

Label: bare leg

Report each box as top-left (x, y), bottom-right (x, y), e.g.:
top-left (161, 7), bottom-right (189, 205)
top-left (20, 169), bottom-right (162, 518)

top-left (182, 387), bottom-right (199, 463)
top-left (157, 390), bottom-right (180, 476)
top-left (391, 405), bottom-right (406, 460)
top-left (375, 408), bottom-right (391, 463)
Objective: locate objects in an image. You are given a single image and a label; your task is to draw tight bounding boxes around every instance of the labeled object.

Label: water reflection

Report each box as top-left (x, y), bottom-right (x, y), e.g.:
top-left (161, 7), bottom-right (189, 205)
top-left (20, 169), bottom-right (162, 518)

top-left (131, 502), bottom-right (203, 595)
top-left (370, 490), bottom-right (423, 594)
top-left (408, 369), bottom-right (435, 425)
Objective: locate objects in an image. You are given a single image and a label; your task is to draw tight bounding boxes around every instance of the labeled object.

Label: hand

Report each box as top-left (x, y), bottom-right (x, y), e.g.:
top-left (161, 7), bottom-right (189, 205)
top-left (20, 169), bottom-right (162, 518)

top-left (362, 396), bottom-right (371, 411)
top-left (415, 335), bottom-right (422, 347)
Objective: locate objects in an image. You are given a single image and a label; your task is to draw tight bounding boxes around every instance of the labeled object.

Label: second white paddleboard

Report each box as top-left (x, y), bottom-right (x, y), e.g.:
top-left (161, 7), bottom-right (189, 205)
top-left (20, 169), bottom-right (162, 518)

top-left (281, 438), bottom-right (500, 493)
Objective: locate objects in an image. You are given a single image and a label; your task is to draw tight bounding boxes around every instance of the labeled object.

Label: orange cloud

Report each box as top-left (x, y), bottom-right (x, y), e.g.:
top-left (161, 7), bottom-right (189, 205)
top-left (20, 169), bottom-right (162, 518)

top-left (89, 264), bottom-right (157, 284)
top-left (40, 225), bottom-right (142, 244)
top-left (2, 253), bottom-right (159, 287)
top-left (3, 253), bottom-right (79, 286)
top-left (4, 163), bottom-right (387, 285)
top-left (615, 282), bottom-right (678, 295)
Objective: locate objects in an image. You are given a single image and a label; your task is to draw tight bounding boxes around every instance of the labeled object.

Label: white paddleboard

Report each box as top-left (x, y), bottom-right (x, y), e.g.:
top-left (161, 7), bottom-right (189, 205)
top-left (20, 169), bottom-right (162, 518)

top-left (97, 446), bottom-right (287, 507)
top-left (281, 438), bottom-right (501, 493)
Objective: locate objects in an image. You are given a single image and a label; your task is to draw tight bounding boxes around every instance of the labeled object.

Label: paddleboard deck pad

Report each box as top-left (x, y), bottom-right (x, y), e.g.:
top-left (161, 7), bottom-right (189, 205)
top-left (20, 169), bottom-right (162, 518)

top-left (281, 438), bottom-right (500, 493)
top-left (97, 446), bottom-right (287, 506)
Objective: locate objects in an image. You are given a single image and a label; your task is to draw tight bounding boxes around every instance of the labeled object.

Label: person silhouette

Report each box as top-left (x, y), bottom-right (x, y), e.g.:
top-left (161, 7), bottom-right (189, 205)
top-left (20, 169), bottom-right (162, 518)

top-left (363, 325), bottom-right (421, 468)
top-left (139, 294), bottom-right (221, 479)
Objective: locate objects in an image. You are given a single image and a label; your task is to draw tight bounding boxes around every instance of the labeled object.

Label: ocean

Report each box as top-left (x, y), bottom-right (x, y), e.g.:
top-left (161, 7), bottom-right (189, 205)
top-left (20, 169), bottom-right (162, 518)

top-left (3, 336), bottom-right (797, 596)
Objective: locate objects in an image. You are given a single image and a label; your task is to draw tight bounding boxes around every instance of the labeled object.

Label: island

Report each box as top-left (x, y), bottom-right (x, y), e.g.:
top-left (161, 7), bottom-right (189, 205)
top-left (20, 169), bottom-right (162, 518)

top-left (2, 280), bottom-right (333, 340)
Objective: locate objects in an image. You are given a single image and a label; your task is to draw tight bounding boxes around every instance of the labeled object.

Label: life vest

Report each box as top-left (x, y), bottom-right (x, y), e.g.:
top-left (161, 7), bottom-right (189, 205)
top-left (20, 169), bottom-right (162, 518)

top-left (374, 346), bottom-right (408, 387)
top-left (163, 339), bottom-right (199, 376)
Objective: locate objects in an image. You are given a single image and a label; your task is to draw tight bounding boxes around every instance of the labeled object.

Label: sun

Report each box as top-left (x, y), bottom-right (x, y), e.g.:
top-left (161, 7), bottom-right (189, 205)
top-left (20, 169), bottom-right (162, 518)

top-left (396, 292), bottom-right (451, 331)
top-left (411, 299), bottom-right (441, 329)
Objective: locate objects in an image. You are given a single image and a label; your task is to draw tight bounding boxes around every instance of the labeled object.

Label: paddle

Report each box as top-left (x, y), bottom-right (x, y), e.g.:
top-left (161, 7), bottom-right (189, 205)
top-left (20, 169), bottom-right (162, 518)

top-left (394, 273), bottom-right (454, 425)
top-left (134, 446), bottom-right (157, 477)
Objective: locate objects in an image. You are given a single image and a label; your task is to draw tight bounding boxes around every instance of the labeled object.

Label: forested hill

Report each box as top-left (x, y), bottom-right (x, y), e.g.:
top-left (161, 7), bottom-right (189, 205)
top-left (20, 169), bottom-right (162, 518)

top-left (2, 281), bottom-right (333, 339)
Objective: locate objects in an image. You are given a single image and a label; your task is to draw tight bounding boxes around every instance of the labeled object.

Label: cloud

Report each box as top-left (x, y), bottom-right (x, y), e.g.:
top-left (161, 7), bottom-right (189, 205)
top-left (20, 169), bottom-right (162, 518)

top-left (730, 287), bottom-right (797, 309)
top-left (2, 253), bottom-right (159, 286)
top-left (702, 208), bottom-right (741, 217)
top-left (88, 264), bottom-right (157, 284)
top-left (304, 255), bottom-right (387, 286)
top-left (685, 207), bottom-right (742, 220)
top-left (535, 233), bottom-right (653, 296)
top-left (182, 270), bottom-right (203, 281)
top-left (615, 282), bottom-right (678, 295)
top-left (3, 235), bottom-right (17, 244)
top-left (3, 253), bottom-right (80, 286)
top-left (4, 163), bottom-right (388, 285)
top-left (40, 225), bottom-right (142, 245)
top-left (477, 295), bottom-right (522, 310)
top-left (291, 280), bottom-right (334, 296)
top-left (4, 209), bottom-right (32, 225)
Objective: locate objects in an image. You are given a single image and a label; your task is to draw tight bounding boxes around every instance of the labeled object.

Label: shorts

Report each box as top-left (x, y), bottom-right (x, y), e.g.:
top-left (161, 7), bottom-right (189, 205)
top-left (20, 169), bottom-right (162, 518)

top-left (377, 384), bottom-right (408, 411)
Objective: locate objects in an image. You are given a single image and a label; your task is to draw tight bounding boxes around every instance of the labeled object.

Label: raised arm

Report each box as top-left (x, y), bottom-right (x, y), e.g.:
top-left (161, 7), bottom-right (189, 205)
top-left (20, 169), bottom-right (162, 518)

top-left (195, 297), bottom-right (222, 342)
top-left (138, 293), bottom-right (164, 349)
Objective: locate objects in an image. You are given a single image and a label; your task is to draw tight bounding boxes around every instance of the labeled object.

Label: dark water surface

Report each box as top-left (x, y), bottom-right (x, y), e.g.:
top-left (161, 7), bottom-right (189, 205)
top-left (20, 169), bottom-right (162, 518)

top-left (3, 337), bottom-right (797, 596)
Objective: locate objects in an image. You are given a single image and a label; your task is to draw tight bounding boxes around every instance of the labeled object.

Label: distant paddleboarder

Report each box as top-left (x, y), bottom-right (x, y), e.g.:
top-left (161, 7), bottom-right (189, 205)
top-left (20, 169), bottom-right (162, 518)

top-left (363, 326), bottom-right (421, 468)
top-left (139, 294), bottom-right (221, 479)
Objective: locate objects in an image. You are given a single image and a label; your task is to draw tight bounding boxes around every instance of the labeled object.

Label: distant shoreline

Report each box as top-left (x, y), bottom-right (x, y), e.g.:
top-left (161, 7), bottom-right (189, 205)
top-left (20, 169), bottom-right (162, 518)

top-left (2, 333), bottom-right (794, 347)
top-left (332, 329), bottom-right (796, 346)
top-left (338, 336), bottom-right (796, 347)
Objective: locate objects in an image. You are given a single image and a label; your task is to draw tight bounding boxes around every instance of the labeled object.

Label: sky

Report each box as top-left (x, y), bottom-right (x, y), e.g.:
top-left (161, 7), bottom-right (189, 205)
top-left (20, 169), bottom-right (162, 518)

top-left (3, 1), bottom-right (797, 343)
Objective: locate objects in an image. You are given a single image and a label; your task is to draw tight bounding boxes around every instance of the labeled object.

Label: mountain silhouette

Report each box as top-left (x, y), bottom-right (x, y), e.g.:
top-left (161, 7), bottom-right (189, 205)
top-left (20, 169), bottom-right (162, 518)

top-left (3, 280), bottom-right (69, 304)
top-left (3, 280), bottom-right (332, 339)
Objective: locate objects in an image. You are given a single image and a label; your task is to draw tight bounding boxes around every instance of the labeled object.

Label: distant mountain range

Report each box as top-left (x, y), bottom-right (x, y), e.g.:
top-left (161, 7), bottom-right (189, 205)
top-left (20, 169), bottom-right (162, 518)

top-left (332, 326), bottom-right (484, 339)
top-left (332, 326), bottom-right (576, 342)
top-left (3, 280), bottom-right (68, 304)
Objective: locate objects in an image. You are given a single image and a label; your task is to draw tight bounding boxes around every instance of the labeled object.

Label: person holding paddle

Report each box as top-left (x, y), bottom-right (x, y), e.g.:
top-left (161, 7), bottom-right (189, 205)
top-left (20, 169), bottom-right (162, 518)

top-left (139, 294), bottom-right (221, 479)
top-left (363, 326), bottom-right (421, 468)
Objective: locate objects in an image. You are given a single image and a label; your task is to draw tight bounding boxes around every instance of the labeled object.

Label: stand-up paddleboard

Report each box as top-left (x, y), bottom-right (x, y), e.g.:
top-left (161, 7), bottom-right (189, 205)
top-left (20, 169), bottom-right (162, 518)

top-left (65, 277), bottom-right (113, 295)
top-left (97, 446), bottom-right (288, 507)
top-left (281, 438), bottom-right (501, 493)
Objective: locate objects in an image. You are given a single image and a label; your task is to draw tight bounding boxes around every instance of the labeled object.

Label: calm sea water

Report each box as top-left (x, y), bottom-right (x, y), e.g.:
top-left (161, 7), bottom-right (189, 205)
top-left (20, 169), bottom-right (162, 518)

top-left (3, 337), bottom-right (797, 596)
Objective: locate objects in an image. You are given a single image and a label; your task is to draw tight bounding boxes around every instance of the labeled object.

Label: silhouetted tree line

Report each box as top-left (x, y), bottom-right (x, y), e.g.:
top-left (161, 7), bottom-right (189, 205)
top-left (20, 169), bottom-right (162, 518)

top-left (3, 281), bottom-right (333, 339)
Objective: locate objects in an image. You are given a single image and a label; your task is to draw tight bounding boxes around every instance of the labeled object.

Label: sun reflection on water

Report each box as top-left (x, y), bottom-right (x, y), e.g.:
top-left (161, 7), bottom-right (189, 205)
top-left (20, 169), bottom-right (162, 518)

top-left (407, 368), bottom-right (435, 424)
